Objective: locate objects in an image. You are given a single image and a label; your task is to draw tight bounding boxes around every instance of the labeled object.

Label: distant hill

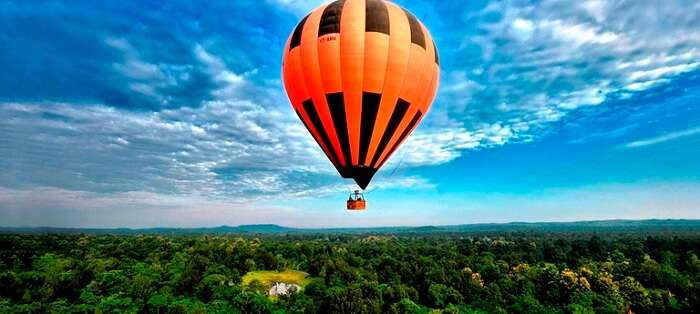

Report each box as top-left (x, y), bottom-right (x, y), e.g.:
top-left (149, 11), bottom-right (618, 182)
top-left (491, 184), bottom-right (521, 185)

top-left (0, 224), bottom-right (299, 235)
top-left (236, 224), bottom-right (297, 233)
top-left (2, 219), bottom-right (699, 235)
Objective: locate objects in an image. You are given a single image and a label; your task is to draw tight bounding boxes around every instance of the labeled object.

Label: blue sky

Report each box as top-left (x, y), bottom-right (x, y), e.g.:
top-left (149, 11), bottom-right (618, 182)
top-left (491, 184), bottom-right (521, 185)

top-left (1, 0), bottom-right (699, 228)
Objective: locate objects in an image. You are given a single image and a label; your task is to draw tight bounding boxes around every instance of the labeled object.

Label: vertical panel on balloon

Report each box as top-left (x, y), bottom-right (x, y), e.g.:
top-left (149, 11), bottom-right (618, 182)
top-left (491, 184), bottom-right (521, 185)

top-left (299, 5), bottom-right (347, 167)
top-left (327, 92), bottom-right (352, 175)
top-left (284, 45), bottom-right (310, 115)
top-left (403, 8), bottom-right (426, 49)
top-left (398, 44), bottom-right (428, 105)
top-left (371, 7), bottom-right (431, 168)
top-left (285, 12), bottom-right (341, 175)
top-left (339, 0), bottom-right (366, 165)
top-left (370, 98), bottom-right (410, 168)
top-left (363, 0), bottom-right (390, 93)
top-left (359, 92), bottom-right (381, 166)
top-left (364, 2), bottom-right (411, 167)
top-left (362, 33), bottom-right (389, 94)
top-left (360, 0), bottom-right (390, 165)
top-left (289, 14), bottom-right (309, 51)
top-left (318, 0), bottom-right (345, 93)
top-left (318, 0), bottom-right (345, 36)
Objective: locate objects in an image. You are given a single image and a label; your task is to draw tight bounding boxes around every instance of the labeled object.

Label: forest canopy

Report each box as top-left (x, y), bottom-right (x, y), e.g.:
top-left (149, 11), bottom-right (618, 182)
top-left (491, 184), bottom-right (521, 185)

top-left (1, 227), bottom-right (700, 313)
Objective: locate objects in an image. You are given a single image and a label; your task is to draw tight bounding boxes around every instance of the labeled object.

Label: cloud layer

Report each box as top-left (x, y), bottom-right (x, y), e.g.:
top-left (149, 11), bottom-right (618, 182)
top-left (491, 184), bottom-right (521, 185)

top-left (410, 0), bottom-right (700, 164)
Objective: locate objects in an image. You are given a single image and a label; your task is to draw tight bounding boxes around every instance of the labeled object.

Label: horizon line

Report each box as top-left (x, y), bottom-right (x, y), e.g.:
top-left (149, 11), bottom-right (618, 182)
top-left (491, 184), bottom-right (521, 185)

top-left (2, 218), bottom-right (699, 230)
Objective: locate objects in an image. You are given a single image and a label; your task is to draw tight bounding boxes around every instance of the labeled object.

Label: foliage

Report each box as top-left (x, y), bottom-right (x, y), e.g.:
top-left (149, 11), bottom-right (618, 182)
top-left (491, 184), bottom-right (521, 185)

top-left (0, 231), bottom-right (699, 313)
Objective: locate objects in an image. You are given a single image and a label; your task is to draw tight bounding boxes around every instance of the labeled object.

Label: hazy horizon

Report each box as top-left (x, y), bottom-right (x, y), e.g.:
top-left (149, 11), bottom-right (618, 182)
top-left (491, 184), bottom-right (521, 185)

top-left (3, 217), bottom-right (700, 230)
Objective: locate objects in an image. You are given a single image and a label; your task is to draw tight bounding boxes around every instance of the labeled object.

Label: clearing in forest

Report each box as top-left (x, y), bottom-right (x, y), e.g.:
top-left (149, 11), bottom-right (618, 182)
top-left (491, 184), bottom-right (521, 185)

top-left (242, 270), bottom-right (312, 288)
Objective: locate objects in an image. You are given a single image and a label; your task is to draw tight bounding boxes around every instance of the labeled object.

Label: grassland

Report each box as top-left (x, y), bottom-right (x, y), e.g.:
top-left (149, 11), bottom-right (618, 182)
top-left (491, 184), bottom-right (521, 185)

top-left (241, 270), bottom-right (312, 288)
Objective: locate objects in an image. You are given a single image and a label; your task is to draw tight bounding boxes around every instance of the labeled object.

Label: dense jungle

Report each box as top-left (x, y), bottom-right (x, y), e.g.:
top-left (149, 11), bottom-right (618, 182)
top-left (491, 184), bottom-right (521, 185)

top-left (1, 228), bottom-right (699, 313)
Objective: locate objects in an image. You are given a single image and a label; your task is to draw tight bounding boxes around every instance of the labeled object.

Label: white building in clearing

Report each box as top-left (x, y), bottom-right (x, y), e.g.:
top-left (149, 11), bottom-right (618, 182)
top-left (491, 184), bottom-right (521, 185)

top-left (268, 282), bottom-right (301, 296)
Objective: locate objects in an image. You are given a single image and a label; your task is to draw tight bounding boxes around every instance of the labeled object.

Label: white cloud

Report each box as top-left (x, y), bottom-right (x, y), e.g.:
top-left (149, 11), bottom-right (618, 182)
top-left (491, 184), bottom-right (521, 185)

top-left (622, 126), bottom-right (700, 149)
top-left (511, 18), bottom-right (534, 40)
top-left (389, 122), bottom-right (522, 168)
top-left (194, 44), bottom-right (251, 99)
top-left (539, 19), bottom-right (620, 45)
top-left (432, 0), bottom-right (700, 164)
top-left (557, 86), bottom-right (608, 109)
top-left (0, 100), bottom-right (335, 199)
top-left (628, 62), bottom-right (700, 82)
top-left (105, 37), bottom-right (191, 106)
top-left (580, 0), bottom-right (607, 22)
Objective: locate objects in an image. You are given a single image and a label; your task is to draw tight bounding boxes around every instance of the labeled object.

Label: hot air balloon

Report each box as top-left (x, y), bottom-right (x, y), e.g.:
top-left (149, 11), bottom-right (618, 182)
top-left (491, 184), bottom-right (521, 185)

top-left (282, 0), bottom-right (439, 206)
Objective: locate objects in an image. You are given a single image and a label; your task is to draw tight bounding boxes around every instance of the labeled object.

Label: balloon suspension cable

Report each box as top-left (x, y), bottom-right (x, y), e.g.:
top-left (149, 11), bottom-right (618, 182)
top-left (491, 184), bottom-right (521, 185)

top-left (364, 151), bottom-right (407, 195)
top-left (342, 179), bottom-right (355, 194)
top-left (388, 151), bottom-right (407, 177)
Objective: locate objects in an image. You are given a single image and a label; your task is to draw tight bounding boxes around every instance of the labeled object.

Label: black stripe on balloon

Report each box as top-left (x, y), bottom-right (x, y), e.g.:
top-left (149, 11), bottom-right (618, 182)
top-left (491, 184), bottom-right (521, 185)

top-left (365, 0), bottom-right (390, 35)
top-left (302, 99), bottom-right (340, 166)
top-left (378, 110), bottom-right (422, 168)
top-left (370, 98), bottom-right (410, 167)
top-left (433, 40), bottom-right (439, 65)
top-left (290, 14), bottom-right (309, 51)
top-left (359, 92), bottom-right (382, 165)
top-left (402, 9), bottom-right (426, 49)
top-left (294, 109), bottom-right (313, 136)
top-left (318, 0), bottom-right (345, 36)
top-left (327, 92), bottom-right (352, 170)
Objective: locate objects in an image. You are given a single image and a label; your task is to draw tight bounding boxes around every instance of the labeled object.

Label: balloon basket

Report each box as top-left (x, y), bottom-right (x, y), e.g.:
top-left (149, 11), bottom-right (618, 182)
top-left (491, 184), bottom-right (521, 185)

top-left (346, 190), bottom-right (366, 211)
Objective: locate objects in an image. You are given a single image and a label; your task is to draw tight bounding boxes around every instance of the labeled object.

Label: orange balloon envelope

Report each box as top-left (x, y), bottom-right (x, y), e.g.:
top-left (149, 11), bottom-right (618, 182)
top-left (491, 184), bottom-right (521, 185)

top-left (282, 0), bottom-right (439, 189)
